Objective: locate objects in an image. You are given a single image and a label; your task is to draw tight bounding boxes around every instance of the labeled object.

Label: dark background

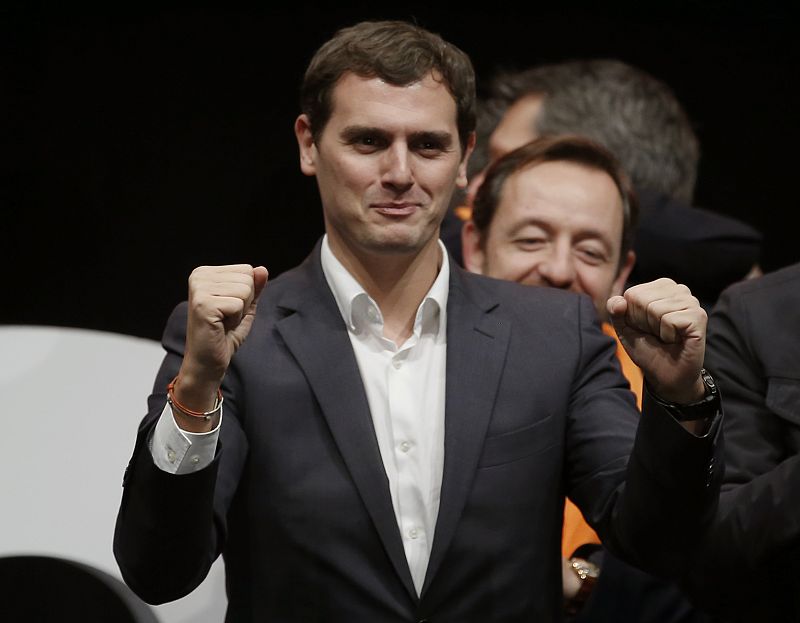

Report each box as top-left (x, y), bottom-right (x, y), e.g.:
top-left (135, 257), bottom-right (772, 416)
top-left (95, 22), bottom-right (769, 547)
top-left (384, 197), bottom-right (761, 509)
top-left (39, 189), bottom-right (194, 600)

top-left (3, 3), bottom-right (797, 340)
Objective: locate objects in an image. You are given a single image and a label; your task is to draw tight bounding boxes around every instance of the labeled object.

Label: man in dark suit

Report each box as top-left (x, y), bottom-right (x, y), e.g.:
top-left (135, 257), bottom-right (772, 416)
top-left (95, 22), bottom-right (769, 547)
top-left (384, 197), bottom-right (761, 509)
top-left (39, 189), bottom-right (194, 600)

top-left (683, 262), bottom-right (800, 620)
top-left (115, 20), bottom-right (722, 621)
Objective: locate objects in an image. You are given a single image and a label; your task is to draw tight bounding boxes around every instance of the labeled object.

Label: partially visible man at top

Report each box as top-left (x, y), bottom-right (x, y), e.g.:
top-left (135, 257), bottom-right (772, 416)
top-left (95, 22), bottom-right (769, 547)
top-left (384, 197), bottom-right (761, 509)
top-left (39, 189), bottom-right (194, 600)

top-left (446, 59), bottom-right (761, 308)
top-left (485, 60), bottom-right (698, 202)
top-left (114, 21), bottom-right (722, 622)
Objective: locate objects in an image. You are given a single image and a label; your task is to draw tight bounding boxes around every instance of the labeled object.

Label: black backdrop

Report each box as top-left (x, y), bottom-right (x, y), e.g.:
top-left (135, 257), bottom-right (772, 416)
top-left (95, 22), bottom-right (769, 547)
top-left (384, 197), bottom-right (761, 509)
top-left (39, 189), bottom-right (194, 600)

top-left (3, 3), bottom-right (797, 340)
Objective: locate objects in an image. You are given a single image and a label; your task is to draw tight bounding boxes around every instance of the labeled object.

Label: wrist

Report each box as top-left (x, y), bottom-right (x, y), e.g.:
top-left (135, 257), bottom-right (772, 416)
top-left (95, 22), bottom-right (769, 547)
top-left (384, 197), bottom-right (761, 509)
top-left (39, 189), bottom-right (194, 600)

top-left (562, 557), bottom-right (583, 599)
top-left (647, 368), bottom-right (720, 422)
top-left (647, 373), bottom-right (706, 405)
top-left (167, 375), bottom-right (223, 433)
top-left (174, 368), bottom-right (222, 412)
top-left (564, 557), bottom-right (599, 616)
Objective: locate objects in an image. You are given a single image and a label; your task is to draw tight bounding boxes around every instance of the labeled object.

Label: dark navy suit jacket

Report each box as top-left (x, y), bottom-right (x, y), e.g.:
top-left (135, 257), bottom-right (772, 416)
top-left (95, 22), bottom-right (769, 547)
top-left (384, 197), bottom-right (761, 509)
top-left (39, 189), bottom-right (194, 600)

top-left (115, 241), bottom-right (722, 622)
top-left (684, 262), bottom-right (800, 621)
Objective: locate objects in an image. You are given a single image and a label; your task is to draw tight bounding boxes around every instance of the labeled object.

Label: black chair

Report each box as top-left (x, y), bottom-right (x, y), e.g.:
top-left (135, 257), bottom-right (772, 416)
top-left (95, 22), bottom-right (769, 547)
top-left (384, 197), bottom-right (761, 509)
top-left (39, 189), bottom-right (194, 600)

top-left (0, 555), bottom-right (160, 622)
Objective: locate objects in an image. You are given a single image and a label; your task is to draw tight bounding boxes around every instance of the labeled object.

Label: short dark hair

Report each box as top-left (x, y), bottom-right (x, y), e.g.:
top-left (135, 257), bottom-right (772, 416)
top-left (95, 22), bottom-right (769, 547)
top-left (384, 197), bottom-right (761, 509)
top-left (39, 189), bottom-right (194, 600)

top-left (472, 135), bottom-right (639, 269)
top-left (487, 60), bottom-right (699, 203)
top-left (300, 20), bottom-right (476, 152)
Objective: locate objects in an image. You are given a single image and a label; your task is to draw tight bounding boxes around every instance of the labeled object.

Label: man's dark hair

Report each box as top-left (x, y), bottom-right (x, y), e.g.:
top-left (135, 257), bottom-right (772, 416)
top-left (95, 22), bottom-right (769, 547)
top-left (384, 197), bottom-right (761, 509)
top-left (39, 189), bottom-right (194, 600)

top-left (486, 60), bottom-right (699, 203)
top-left (300, 20), bottom-right (476, 152)
top-left (472, 135), bottom-right (639, 270)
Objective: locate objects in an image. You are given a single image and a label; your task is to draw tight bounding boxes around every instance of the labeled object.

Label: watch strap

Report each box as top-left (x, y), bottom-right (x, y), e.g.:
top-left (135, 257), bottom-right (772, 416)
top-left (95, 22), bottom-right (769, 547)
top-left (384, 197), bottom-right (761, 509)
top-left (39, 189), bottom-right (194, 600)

top-left (647, 368), bottom-right (721, 422)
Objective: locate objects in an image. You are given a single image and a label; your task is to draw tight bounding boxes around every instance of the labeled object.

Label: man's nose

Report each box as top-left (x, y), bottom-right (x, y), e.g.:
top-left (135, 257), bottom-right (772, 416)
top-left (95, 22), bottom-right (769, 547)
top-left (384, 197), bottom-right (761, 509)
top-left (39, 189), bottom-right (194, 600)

top-left (538, 247), bottom-right (577, 290)
top-left (381, 144), bottom-right (413, 192)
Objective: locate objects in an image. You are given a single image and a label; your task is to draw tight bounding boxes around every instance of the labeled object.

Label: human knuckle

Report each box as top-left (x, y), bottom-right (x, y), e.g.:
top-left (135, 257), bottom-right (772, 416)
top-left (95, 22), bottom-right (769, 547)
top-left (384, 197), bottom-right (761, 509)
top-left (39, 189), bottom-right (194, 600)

top-left (229, 263), bottom-right (253, 276)
top-left (189, 296), bottom-right (212, 316)
top-left (190, 265), bottom-right (214, 277)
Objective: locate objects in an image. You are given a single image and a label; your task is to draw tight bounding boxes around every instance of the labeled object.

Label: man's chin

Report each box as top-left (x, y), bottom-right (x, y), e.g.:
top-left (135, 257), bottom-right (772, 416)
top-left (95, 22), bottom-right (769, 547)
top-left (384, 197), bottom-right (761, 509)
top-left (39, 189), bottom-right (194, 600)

top-left (357, 226), bottom-right (441, 256)
top-left (362, 237), bottom-right (431, 256)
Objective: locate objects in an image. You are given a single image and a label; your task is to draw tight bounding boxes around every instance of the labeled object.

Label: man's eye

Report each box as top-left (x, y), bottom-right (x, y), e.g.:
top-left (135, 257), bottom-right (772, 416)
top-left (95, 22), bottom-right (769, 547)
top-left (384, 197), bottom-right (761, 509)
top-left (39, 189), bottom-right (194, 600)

top-left (514, 238), bottom-right (546, 250)
top-left (577, 247), bottom-right (607, 264)
top-left (415, 140), bottom-right (444, 155)
top-left (349, 135), bottom-right (385, 151)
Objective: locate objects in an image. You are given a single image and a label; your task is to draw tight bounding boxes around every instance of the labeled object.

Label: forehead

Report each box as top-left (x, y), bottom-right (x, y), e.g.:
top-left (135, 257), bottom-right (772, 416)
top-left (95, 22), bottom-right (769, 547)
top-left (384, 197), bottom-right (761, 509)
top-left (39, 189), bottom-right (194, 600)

top-left (326, 72), bottom-right (459, 135)
top-left (497, 160), bottom-right (624, 240)
top-left (490, 94), bottom-right (544, 159)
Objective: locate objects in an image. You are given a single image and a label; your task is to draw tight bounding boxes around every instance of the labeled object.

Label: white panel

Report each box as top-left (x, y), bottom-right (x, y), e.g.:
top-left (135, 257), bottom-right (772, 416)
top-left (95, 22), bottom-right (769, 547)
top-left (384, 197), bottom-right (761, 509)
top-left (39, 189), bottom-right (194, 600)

top-left (0, 326), bottom-right (227, 622)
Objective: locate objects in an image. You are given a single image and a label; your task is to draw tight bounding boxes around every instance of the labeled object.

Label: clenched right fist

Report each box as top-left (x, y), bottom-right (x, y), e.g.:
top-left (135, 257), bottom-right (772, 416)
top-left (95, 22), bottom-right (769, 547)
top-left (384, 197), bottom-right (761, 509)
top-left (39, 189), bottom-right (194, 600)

top-left (172, 264), bottom-right (268, 426)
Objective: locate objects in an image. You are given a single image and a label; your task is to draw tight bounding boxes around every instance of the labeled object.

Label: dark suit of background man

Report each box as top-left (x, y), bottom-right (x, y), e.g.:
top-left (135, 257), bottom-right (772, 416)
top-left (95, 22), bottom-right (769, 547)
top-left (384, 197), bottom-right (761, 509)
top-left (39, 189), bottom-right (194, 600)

top-left (683, 261), bottom-right (800, 621)
top-left (114, 20), bottom-right (723, 622)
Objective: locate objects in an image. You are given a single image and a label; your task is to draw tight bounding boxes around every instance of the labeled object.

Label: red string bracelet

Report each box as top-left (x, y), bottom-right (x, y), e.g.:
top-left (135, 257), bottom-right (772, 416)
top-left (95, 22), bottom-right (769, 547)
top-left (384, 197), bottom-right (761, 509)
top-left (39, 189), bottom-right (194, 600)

top-left (166, 376), bottom-right (223, 421)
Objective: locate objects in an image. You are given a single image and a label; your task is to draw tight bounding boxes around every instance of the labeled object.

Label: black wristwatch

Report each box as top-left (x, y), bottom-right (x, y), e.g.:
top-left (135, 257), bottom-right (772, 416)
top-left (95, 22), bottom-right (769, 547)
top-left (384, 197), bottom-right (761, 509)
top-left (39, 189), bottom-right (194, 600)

top-left (649, 368), bottom-right (721, 422)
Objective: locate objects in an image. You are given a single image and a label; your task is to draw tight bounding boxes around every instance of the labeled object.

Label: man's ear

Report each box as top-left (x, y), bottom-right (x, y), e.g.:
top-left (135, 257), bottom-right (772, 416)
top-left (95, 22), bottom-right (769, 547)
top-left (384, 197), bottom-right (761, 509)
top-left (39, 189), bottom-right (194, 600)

top-left (611, 250), bottom-right (636, 296)
top-left (465, 167), bottom-right (486, 207)
top-left (295, 114), bottom-right (317, 177)
top-left (456, 132), bottom-right (477, 189)
top-left (461, 220), bottom-right (486, 275)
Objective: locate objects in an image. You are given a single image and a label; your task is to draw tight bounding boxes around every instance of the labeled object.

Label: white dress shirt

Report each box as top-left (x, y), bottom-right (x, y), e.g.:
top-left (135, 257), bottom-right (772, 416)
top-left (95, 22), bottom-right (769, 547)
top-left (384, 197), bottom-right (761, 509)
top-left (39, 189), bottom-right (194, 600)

top-left (150, 235), bottom-right (449, 594)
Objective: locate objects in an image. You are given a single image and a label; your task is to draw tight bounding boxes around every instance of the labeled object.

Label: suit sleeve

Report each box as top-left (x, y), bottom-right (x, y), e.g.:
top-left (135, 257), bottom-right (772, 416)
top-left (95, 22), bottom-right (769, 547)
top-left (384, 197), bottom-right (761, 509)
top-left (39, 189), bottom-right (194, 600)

top-left (706, 287), bottom-right (790, 487)
top-left (113, 302), bottom-right (249, 604)
top-left (567, 296), bottom-right (723, 578)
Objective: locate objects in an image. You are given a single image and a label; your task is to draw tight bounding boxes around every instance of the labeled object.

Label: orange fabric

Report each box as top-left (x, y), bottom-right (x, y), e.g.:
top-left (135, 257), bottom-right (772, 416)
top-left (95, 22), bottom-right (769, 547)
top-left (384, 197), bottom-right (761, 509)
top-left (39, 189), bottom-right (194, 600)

top-left (561, 322), bottom-right (643, 557)
top-left (453, 205), bottom-right (472, 222)
top-left (604, 321), bottom-right (643, 410)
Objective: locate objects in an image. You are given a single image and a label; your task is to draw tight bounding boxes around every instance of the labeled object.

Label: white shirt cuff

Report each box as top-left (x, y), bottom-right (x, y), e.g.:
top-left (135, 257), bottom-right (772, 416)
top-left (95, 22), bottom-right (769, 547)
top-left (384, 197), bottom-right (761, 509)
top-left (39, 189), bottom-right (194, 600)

top-left (149, 401), bottom-right (221, 474)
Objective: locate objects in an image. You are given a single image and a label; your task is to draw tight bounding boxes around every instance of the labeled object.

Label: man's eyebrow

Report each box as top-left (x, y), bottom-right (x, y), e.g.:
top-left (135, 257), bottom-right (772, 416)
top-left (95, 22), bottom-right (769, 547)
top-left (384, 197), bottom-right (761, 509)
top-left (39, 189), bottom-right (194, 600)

top-left (340, 125), bottom-right (389, 141)
top-left (408, 131), bottom-right (454, 148)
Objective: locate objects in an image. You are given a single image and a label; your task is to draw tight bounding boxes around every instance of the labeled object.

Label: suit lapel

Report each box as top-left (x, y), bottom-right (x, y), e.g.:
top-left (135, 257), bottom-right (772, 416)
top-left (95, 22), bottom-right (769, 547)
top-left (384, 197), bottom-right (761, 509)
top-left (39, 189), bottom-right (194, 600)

top-left (422, 268), bottom-right (511, 596)
top-left (274, 248), bottom-right (418, 602)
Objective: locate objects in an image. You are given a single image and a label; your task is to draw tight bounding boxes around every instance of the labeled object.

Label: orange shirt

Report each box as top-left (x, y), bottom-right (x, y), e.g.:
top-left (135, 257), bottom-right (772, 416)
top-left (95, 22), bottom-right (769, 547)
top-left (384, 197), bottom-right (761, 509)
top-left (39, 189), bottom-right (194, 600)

top-left (561, 322), bottom-right (643, 557)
